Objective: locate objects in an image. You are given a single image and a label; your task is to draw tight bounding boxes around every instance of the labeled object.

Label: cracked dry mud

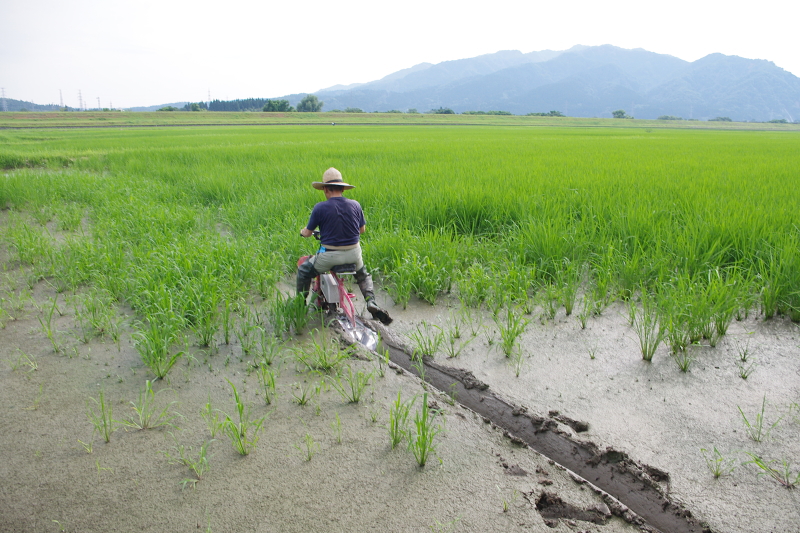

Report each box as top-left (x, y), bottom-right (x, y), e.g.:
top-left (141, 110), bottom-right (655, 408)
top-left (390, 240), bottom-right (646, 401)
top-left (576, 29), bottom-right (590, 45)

top-left (2, 272), bottom-right (799, 532)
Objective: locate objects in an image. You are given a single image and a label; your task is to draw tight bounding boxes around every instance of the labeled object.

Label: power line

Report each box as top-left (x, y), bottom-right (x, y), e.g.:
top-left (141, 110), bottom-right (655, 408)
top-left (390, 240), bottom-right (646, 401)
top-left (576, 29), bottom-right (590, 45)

top-left (78, 90), bottom-right (83, 111)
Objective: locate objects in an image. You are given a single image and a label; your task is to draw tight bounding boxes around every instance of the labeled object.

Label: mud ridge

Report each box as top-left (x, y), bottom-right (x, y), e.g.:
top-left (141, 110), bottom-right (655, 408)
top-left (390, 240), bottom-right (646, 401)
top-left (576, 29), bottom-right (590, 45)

top-left (368, 323), bottom-right (710, 533)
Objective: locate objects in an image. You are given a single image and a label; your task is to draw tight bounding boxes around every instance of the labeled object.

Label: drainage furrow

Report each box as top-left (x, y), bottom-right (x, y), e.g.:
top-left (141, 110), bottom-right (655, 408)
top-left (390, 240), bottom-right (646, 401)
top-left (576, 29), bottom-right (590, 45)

top-left (379, 336), bottom-right (705, 533)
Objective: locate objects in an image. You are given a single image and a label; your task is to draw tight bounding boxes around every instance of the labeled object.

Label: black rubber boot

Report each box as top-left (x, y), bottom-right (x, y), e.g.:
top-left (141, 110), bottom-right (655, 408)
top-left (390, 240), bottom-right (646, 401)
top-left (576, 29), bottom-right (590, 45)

top-left (296, 259), bottom-right (319, 300)
top-left (366, 298), bottom-right (393, 325)
top-left (355, 266), bottom-right (392, 325)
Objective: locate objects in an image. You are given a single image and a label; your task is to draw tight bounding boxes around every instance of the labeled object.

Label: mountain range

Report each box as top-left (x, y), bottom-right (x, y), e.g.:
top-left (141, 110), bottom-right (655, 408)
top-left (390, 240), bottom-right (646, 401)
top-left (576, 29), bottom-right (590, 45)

top-left (280, 45), bottom-right (799, 121)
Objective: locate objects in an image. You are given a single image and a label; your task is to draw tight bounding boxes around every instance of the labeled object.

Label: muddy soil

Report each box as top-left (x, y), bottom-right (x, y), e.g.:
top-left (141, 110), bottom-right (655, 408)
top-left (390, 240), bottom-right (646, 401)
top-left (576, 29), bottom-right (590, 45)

top-left (385, 293), bottom-right (800, 533)
top-left (2, 272), bottom-right (642, 533)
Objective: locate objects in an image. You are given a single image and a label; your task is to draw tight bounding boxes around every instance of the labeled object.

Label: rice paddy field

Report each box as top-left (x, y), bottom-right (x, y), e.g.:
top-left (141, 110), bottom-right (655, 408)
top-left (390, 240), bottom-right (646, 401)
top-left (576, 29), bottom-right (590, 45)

top-left (1, 119), bottom-right (799, 532)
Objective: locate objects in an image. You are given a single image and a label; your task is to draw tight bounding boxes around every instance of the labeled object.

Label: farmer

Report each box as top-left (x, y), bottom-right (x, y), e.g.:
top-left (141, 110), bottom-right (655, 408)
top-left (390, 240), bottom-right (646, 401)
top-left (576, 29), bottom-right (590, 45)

top-left (297, 167), bottom-right (392, 325)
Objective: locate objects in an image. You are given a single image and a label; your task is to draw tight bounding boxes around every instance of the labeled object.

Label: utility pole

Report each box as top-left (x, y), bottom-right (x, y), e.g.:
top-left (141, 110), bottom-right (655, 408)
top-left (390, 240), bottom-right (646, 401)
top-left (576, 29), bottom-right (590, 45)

top-left (207, 89), bottom-right (211, 108)
top-left (97, 97), bottom-right (101, 110)
top-left (78, 90), bottom-right (83, 111)
top-left (59, 89), bottom-right (64, 108)
top-left (1, 88), bottom-right (7, 112)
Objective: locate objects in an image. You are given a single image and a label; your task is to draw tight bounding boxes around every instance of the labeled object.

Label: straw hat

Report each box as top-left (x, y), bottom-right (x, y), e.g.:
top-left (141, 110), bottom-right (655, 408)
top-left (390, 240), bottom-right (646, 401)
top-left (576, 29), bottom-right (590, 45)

top-left (312, 167), bottom-right (355, 190)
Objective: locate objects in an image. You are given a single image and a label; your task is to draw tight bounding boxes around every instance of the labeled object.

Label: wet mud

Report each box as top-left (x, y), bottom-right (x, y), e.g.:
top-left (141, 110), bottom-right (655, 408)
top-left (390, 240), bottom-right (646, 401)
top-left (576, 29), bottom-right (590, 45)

top-left (371, 323), bottom-right (710, 533)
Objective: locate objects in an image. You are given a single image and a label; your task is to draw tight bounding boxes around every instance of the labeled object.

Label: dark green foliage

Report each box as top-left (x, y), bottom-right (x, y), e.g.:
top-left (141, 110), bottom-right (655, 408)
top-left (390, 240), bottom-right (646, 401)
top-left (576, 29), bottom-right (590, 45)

top-left (429, 107), bottom-right (454, 114)
top-left (527, 110), bottom-right (565, 117)
top-left (462, 110), bottom-right (512, 115)
top-left (296, 95), bottom-right (323, 112)
top-left (183, 102), bottom-right (207, 112)
top-left (262, 99), bottom-right (295, 112)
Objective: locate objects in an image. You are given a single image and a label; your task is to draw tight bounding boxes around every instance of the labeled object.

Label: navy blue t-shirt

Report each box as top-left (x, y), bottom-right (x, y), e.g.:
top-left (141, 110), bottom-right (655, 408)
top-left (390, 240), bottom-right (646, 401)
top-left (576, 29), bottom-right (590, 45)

top-left (306, 197), bottom-right (366, 247)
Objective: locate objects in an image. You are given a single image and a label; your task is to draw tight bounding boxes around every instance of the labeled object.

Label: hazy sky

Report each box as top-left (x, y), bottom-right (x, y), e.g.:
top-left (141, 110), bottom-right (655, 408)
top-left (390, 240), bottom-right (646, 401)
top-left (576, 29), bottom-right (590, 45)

top-left (2, 0), bottom-right (798, 109)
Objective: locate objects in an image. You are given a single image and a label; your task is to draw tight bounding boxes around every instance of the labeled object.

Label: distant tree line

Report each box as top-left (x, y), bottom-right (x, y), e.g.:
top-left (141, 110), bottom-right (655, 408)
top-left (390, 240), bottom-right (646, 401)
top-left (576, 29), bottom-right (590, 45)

top-left (463, 110), bottom-right (512, 115)
top-left (208, 98), bottom-right (270, 111)
top-left (526, 110), bottom-right (565, 117)
top-left (263, 99), bottom-right (294, 112)
top-left (182, 102), bottom-right (208, 111)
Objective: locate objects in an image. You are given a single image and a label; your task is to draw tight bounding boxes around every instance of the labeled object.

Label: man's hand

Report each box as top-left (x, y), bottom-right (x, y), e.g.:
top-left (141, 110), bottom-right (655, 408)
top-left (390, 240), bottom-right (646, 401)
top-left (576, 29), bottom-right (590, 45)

top-left (300, 228), bottom-right (313, 238)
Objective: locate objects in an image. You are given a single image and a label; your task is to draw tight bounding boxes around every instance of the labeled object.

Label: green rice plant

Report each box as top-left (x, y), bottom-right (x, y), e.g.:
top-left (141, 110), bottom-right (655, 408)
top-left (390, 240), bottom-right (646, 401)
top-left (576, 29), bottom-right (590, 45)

top-left (86, 389), bottom-right (118, 443)
top-left (221, 298), bottom-right (234, 344)
top-left (330, 366), bottom-right (373, 403)
top-left (738, 360), bottom-right (757, 379)
top-left (55, 202), bottom-right (84, 231)
top-left (255, 364), bottom-right (278, 405)
top-left (509, 345), bottom-right (526, 377)
top-left (295, 433), bottom-right (318, 461)
top-left (38, 296), bottom-right (62, 353)
top-left (631, 290), bottom-right (664, 361)
top-left (132, 310), bottom-right (186, 379)
top-left (539, 282), bottom-right (560, 321)
top-left (671, 348), bottom-right (695, 372)
top-left (235, 307), bottom-right (260, 355)
top-left (443, 332), bottom-right (473, 359)
top-left (32, 204), bottom-right (54, 225)
top-left (291, 381), bottom-right (318, 406)
top-left (407, 321), bottom-right (444, 359)
top-left (458, 302), bottom-right (483, 337)
top-left (403, 251), bottom-right (449, 305)
top-left (293, 329), bottom-right (350, 373)
top-left (373, 341), bottom-right (390, 377)
top-left (5, 216), bottom-right (53, 265)
top-left (428, 516), bottom-right (461, 533)
top-left (738, 395), bottom-right (783, 442)
top-left (122, 380), bottom-right (180, 430)
top-left (411, 351), bottom-right (427, 384)
top-left (758, 247), bottom-right (785, 320)
top-left (387, 252), bottom-right (414, 309)
top-left (72, 288), bottom-right (118, 343)
top-left (9, 350), bottom-right (38, 373)
top-left (269, 292), bottom-right (310, 335)
top-left (408, 393), bottom-right (443, 467)
top-left (24, 384), bottom-right (44, 410)
top-left (736, 339), bottom-right (753, 362)
top-left (577, 295), bottom-right (591, 329)
top-left (388, 391), bottom-right (415, 449)
top-left (257, 329), bottom-right (284, 366)
top-left (494, 306), bottom-right (529, 357)
top-left (556, 259), bottom-right (584, 316)
top-left (743, 453), bottom-right (800, 488)
top-left (331, 412), bottom-right (343, 444)
top-left (465, 262), bottom-right (496, 309)
top-left (163, 436), bottom-right (213, 490)
top-left (95, 459), bottom-right (113, 481)
top-left (0, 285), bottom-right (31, 322)
top-left (201, 398), bottom-right (225, 437)
top-left (222, 380), bottom-right (267, 455)
top-left (445, 311), bottom-right (462, 340)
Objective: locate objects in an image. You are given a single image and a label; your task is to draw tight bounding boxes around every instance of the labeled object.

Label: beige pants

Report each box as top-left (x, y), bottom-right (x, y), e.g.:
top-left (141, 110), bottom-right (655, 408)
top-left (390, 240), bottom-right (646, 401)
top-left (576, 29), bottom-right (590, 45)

top-left (308, 244), bottom-right (364, 273)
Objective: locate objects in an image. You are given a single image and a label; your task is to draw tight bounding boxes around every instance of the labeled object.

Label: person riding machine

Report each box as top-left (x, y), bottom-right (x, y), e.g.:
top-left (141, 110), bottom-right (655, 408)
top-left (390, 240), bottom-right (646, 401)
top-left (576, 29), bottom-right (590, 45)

top-left (296, 167), bottom-right (392, 325)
